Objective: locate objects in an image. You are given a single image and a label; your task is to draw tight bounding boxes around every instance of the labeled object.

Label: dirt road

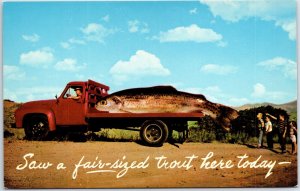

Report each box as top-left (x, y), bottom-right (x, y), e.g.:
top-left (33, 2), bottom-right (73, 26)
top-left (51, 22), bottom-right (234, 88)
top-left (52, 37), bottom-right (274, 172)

top-left (4, 140), bottom-right (297, 188)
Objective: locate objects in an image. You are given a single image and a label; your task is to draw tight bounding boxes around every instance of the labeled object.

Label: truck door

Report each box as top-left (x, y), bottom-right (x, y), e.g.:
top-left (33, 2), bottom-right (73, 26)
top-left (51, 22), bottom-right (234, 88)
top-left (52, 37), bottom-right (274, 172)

top-left (56, 86), bottom-right (86, 125)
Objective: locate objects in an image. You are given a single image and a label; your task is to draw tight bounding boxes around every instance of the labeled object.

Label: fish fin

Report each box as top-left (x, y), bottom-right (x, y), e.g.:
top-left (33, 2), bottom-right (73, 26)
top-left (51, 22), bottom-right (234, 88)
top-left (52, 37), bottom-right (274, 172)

top-left (119, 109), bottom-right (132, 113)
top-left (190, 109), bottom-right (203, 113)
top-left (110, 86), bottom-right (178, 96)
top-left (150, 86), bottom-right (177, 91)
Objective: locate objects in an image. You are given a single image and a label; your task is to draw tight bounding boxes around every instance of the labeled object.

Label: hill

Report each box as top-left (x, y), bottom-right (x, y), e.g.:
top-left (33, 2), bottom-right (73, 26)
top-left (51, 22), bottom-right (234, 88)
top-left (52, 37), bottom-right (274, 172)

top-left (3, 100), bottom-right (24, 139)
top-left (234, 100), bottom-right (297, 114)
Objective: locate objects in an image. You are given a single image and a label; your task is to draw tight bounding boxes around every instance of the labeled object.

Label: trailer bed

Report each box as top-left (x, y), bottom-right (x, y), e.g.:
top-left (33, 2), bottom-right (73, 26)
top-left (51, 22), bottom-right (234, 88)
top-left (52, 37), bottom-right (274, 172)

top-left (86, 108), bottom-right (204, 119)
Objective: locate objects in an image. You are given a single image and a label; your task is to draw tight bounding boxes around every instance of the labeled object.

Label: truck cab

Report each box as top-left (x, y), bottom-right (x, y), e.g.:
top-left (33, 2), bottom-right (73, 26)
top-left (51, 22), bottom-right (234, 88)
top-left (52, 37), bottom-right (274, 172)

top-left (14, 80), bottom-right (109, 140)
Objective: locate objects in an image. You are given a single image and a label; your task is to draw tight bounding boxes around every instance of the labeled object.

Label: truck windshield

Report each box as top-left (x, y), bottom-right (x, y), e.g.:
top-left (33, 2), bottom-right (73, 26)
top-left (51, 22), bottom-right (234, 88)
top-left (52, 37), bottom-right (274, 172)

top-left (64, 86), bottom-right (83, 99)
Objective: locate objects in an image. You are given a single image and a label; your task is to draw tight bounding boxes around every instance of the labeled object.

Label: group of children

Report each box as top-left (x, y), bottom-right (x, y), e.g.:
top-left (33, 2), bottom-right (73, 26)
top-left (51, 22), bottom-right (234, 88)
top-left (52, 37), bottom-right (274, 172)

top-left (256, 112), bottom-right (297, 154)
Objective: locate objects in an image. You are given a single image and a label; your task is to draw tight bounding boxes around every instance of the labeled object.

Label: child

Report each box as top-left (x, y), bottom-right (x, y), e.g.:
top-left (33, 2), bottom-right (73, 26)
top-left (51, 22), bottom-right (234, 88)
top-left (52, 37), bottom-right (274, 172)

top-left (257, 113), bottom-right (265, 148)
top-left (267, 113), bottom-right (287, 153)
top-left (289, 121), bottom-right (297, 155)
top-left (265, 116), bottom-right (273, 149)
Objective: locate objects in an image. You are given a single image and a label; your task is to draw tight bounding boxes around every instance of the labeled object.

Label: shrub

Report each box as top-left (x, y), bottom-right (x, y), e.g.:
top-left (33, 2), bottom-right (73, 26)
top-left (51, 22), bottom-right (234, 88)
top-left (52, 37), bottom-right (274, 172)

top-left (186, 105), bottom-right (291, 145)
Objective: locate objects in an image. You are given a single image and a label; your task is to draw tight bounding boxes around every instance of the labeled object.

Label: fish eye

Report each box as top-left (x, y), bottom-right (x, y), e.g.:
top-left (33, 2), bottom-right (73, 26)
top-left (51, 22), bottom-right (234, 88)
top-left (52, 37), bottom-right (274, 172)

top-left (100, 100), bottom-right (107, 105)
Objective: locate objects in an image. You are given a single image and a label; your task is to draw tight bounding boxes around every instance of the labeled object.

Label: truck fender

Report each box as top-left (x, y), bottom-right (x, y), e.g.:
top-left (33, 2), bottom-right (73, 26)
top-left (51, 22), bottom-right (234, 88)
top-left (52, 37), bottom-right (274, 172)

top-left (21, 109), bottom-right (56, 131)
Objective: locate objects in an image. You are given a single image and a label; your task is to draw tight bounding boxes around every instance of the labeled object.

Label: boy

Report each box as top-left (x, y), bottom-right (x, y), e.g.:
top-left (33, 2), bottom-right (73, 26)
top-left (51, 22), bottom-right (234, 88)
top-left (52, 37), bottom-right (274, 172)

top-left (266, 113), bottom-right (287, 153)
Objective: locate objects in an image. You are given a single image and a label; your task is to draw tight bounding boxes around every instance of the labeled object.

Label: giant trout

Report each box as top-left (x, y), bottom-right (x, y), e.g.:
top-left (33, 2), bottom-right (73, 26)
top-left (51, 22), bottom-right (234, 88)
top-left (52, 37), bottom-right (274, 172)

top-left (95, 86), bottom-right (238, 131)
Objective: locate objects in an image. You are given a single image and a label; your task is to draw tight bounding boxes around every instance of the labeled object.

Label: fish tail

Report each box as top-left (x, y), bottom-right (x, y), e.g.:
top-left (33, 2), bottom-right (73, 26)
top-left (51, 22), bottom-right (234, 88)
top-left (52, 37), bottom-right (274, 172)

top-left (219, 105), bottom-right (239, 120)
top-left (216, 105), bottom-right (239, 131)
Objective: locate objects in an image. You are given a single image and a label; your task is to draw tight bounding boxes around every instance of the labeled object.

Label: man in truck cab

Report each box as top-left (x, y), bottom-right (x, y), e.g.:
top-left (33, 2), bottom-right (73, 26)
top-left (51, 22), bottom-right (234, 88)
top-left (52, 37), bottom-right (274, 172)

top-left (67, 87), bottom-right (83, 100)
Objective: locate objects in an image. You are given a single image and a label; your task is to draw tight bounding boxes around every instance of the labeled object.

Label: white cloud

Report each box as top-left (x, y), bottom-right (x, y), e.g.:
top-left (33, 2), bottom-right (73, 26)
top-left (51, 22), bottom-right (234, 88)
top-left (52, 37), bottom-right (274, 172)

top-left (155, 24), bottom-right (222, 43)
top-left (128, 20), bottom-right (139, 33)
top-left (60, 42), bottom-right (71, 49)
top-left (20, 48), bottom-right (54, 67)
top-left (189, 8), bottom-right (198, 15)
top-left (128, 20), bottom-right (149, 33)
top-left (200, 0), bottom-right (295, 22)
top-left (182, 86), bottom-right (249, 106)
top-left (275, 19), bottom-right (296, 40)
top-left (251, 83), bottom-right (288, 101)
top-left (258, 57), bottom-right (297, 80)
top-left (60, 38), bottom-right (86, 49)
top-left (3, 65), bottom-right (26, 80)
top-left (110, 50), bottom-right (170, 84)
top-left (251, 83), bottom-right (266, 98)
top-left (68, 38), bottom-right (85, 45)
top-left (200, 0), bottom-right (296, 40)
top-left (81, 23), bottom-right (115, 43)
top-left (22, 33), bottom-right (40, 42)
top-left (102, 15), bottom-right (110, 22)
top-left (188, 83), bottom-right (292, 105)
top-left (200, 64), bottom-right (238, 75)
top-left (81, 23), bottom-right (103, 34)
top-left (3, 88), bottom-right (18, 101)
top-left (181, 83), bottom-right (291, 107)
top-left (227, 97), bottom-right (249, 106)
top-left (217, 41), bottom-right (228, 47)
top-left (55, 58), bottom-right (86, 72)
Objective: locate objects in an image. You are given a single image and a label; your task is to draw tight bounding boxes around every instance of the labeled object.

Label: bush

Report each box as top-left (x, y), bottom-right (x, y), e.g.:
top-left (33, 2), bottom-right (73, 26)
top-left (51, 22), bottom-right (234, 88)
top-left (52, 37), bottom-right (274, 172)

top-left (186, 105), bottom-right (291, 145)
top-left (187, 117), bottom-right (218, 143)
top-left (187, 128), bottom-right (216, 143)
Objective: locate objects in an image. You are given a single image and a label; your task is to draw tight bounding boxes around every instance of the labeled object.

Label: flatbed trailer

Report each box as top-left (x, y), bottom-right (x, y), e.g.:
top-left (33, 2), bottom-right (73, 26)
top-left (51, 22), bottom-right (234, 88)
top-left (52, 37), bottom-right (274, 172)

top-left (14, 80), bottom-right (204, 146)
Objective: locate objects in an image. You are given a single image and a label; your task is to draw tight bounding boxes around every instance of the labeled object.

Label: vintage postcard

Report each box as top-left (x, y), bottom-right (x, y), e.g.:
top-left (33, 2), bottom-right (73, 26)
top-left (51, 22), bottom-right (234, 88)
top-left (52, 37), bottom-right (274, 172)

top-left (3, 0), bottom-right (298, 188)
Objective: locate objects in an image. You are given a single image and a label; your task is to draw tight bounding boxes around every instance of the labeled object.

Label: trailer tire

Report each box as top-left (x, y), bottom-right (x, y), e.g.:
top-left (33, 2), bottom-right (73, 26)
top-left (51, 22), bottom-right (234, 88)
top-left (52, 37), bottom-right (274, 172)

top-left (140, 120), bottom-right (169, 146)
top-left (24, 115), bottom-right (50, 141)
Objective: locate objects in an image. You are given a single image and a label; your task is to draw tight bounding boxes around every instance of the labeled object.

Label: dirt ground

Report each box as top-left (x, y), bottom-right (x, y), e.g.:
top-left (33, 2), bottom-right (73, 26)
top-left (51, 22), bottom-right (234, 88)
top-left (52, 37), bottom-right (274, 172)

top-left (4, 140), bottom-right (298, 188)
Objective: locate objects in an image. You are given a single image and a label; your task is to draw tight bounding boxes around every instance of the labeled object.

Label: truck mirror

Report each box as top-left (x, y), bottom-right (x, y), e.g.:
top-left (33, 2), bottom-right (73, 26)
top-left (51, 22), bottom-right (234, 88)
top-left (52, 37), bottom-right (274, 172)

top-left (55, 95), bottom-right (59, 103)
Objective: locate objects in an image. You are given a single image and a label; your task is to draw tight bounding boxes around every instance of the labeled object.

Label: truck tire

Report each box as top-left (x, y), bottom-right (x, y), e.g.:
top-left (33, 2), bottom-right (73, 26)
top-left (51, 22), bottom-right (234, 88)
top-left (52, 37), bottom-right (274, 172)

top-left (24, 115), bottom-right (50, 141)
top-left (140, 120), bottom-right (169, 146)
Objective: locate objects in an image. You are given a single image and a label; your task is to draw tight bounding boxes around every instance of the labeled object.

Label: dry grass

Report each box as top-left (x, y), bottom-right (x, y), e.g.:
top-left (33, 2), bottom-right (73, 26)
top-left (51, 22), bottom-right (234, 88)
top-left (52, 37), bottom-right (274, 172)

top-left (3, 100), bottom-right (24, 140)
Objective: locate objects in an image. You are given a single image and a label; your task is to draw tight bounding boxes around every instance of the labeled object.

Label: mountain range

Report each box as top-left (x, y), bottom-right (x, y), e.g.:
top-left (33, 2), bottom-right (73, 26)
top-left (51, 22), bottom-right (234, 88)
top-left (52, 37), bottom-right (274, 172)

top-left (234, 100), bottom-right (297, 114)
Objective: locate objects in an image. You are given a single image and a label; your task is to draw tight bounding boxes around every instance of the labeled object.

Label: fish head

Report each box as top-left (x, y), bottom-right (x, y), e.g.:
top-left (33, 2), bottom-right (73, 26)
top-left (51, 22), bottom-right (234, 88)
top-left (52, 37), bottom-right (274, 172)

top-left (96, 96), bottom-right (122, 112)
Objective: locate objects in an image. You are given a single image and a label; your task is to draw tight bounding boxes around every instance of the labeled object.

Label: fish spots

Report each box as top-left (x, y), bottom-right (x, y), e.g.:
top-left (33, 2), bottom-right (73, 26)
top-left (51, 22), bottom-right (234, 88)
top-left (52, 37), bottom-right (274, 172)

top-left (181, 102), bottom-right (189, 107)
top-left (111, 96), bottom-right (122, 104)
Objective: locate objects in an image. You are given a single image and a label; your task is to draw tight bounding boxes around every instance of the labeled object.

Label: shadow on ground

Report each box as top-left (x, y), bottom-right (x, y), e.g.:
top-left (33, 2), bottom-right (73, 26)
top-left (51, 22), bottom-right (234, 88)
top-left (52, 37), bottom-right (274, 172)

top-left (243, 143), bottom-right (281, 154)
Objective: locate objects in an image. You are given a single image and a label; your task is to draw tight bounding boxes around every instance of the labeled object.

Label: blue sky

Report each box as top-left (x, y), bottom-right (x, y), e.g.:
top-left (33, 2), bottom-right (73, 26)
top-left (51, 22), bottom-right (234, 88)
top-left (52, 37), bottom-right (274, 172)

top-left (3, 0), bottom-right (297, 106)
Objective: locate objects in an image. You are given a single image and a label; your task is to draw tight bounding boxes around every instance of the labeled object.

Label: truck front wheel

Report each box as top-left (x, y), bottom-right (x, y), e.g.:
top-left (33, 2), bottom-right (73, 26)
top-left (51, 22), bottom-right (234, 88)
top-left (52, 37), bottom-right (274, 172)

top-left (140, 120), bottom-right (169, 146)
top-left (24, 115), bottom-right (50, 141)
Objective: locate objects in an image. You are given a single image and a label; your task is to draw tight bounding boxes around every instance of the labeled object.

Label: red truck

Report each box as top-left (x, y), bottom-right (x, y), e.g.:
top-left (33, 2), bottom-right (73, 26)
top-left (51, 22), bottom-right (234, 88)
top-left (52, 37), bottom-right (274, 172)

top-left (14, 80), bottom-right (204, 146)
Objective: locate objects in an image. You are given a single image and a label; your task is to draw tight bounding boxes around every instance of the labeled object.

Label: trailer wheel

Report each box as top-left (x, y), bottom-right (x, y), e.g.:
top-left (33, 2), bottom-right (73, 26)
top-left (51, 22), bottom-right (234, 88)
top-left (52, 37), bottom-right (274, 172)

top-left (140, 120), bottom-right (169, 146)
top-left (24, 115), bottom-right (49, 141)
